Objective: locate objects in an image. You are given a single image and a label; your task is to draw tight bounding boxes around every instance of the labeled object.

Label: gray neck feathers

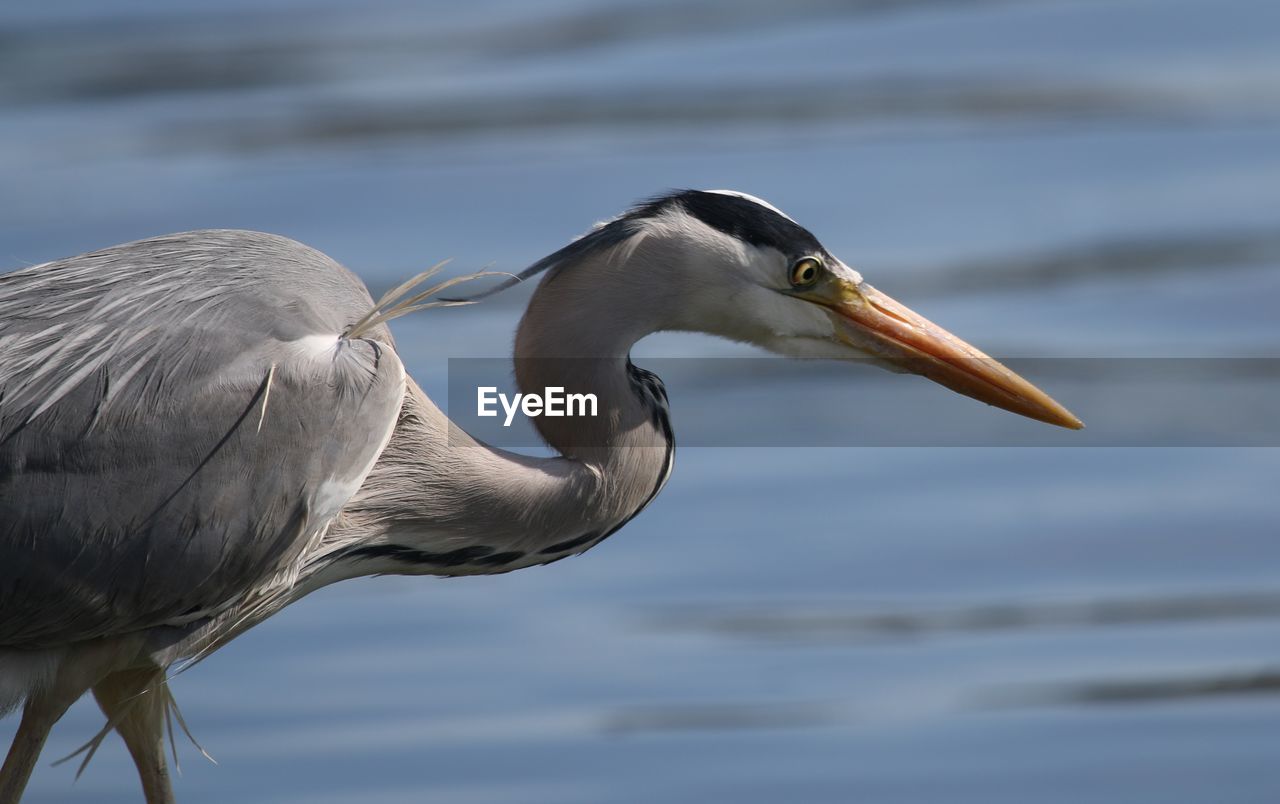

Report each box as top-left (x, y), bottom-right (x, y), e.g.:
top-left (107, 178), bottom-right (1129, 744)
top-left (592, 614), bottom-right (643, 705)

top-left (309, 237), bottom-right (675, 584)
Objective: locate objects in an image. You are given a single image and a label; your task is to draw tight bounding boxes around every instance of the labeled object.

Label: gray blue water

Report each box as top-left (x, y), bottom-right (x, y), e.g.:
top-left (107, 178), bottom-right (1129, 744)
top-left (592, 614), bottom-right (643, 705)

top-left (3, 1), bottom-right (1279, 801)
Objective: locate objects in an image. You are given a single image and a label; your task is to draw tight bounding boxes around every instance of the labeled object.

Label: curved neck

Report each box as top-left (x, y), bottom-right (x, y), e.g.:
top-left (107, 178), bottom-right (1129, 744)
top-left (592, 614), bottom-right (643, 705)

top-left (307, 251), bottom-right (674, 587)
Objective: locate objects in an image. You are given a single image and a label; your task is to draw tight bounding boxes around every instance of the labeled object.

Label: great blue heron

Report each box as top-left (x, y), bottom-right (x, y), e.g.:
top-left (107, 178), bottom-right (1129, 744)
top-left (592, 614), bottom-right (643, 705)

top-left (0, 189), bottom-right (1080, 802)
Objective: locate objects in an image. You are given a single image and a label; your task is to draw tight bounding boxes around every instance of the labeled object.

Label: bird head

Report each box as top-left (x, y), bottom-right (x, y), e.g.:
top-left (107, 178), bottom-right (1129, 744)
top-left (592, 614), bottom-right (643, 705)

top-left (509, 189), bottom-right (1082, 430)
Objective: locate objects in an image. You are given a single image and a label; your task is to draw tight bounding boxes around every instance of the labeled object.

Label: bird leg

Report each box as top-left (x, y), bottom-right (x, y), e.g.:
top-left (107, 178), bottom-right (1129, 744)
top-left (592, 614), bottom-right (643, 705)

top-left (1, 636), bottom-right (148, 803)
top-left (0, 685), bottom-right (78, 804)
top-left (0, 650), bottom-right (110, 804)
top-left (92, 666), bottom-right (175, 804)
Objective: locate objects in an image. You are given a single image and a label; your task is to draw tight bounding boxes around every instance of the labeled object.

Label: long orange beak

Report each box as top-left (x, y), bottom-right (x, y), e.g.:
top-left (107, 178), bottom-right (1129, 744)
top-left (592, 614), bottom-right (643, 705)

top-left (830, 283), bottom-right (1083, 429)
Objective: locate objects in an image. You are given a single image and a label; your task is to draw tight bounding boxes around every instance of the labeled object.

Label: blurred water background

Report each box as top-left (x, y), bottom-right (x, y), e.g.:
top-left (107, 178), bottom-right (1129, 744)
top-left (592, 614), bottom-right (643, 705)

top-left (2, 0), bottom-right (1279, 801)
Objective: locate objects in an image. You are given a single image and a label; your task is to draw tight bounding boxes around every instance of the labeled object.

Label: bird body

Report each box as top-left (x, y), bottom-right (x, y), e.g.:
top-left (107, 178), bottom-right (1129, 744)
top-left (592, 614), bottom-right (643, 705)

top-left (0, 231), bottom-right (405, 653)
top-left (0, 190), bottom-right (1080, 802)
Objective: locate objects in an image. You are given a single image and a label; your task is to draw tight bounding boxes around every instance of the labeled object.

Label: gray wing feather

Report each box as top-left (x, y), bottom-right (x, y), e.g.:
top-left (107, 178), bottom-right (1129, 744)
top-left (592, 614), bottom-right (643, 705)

top-left (0, 231), bottom-right (405, 648)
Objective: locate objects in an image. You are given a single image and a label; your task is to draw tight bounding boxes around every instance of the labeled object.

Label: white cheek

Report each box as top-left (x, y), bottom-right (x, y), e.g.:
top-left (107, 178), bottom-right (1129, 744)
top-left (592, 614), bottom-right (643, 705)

top-left (751, 289), bottom-right (834, 340)
top-left (764, 337), bottom-right (858, 360)
top-left (735, 242), bottom-right (787, 287)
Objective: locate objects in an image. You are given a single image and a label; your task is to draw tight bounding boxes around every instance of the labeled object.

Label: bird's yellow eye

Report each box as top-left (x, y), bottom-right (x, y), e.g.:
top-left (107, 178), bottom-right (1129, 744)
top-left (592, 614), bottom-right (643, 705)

top-left (789, 256), bottom-right (822, 288)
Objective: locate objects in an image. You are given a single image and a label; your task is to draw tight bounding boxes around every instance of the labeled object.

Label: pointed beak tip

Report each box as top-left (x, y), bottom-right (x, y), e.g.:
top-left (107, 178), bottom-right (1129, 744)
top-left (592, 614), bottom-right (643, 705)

top-left (1044, 409), bottom-right (1085, 431)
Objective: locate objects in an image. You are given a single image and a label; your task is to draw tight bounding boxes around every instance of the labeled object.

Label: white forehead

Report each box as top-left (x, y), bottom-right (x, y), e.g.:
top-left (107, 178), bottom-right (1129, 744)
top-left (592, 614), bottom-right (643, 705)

top-left (703, 189), bottom-right (796, 223)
